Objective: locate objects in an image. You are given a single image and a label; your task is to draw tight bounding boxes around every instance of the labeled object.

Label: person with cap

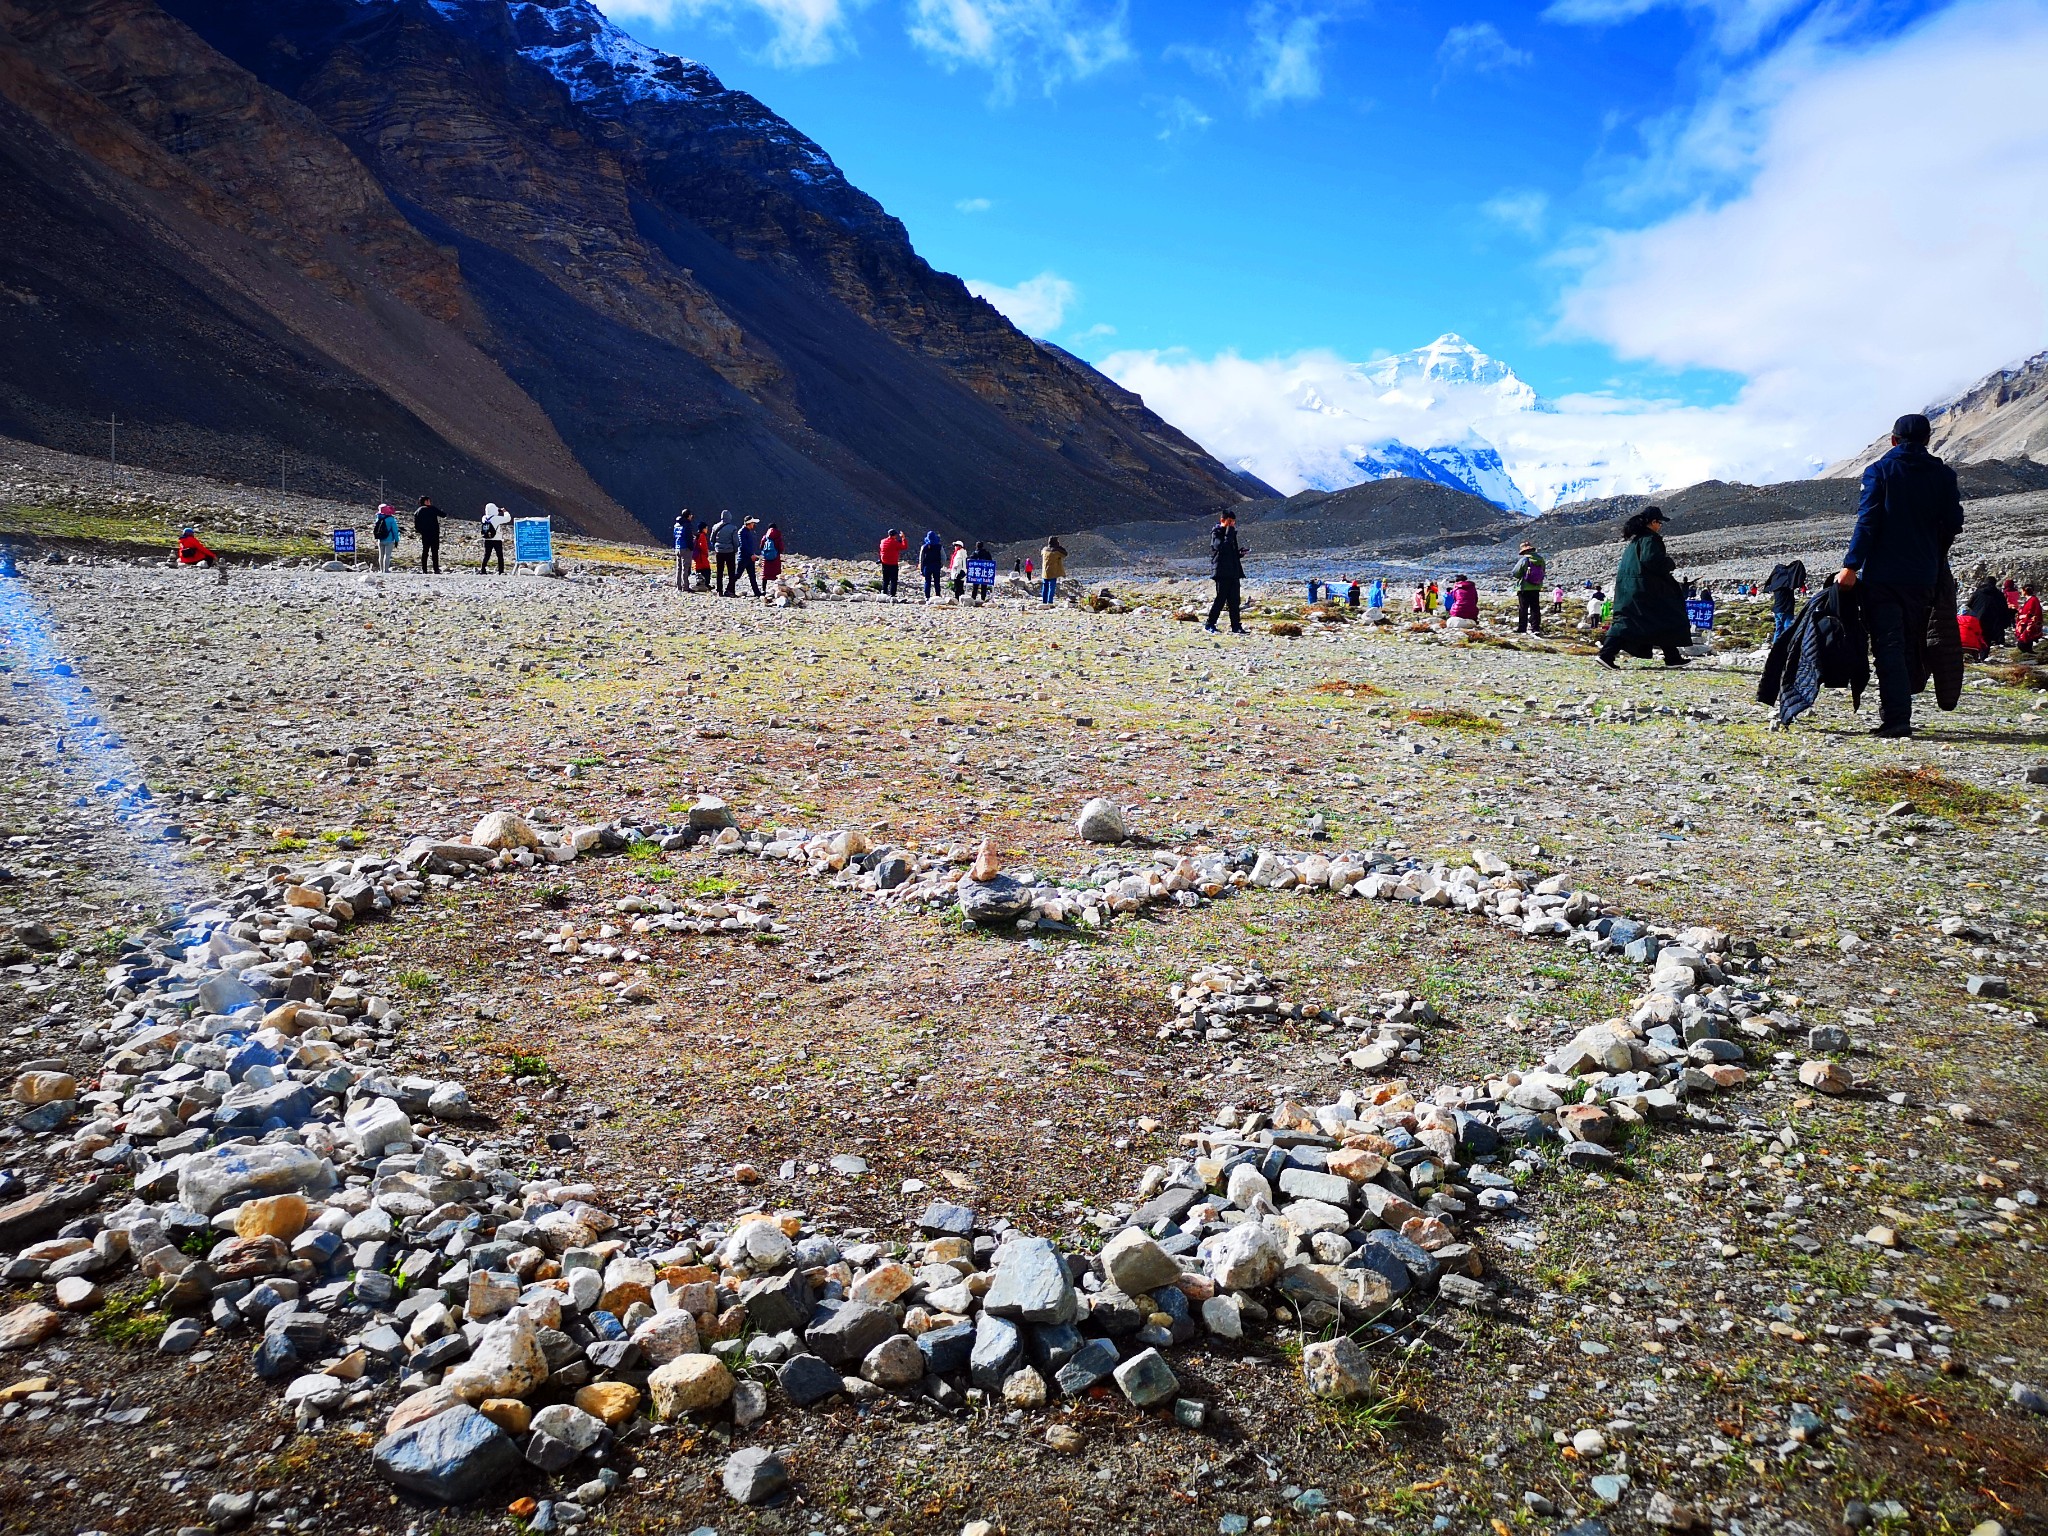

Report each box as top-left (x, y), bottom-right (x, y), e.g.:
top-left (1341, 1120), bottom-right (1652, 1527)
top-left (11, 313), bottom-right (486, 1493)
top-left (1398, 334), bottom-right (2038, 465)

top-left (734, 517), bottom-right (764, 597)
top-left (176, 527), bottom-right (218, 568)
top-left (1205, 508), bottom-right (1246, 633)
top-left (1597, 507), bottom-right (1690, 669)
top-left (878, 528), bottom-right (907, 597)
top-left (372, 503), bottom-right (400, 571)
top-left (478, 502), bottom-right (511, 574)
top-left (414, 495), bottom-right (442, 574)
top-left (948, 539), bottom-right (969, 599)
top-left (1511, 540), bottom-right (1548, 633)
top-left (1838, 412), bottom-right (1964, 737)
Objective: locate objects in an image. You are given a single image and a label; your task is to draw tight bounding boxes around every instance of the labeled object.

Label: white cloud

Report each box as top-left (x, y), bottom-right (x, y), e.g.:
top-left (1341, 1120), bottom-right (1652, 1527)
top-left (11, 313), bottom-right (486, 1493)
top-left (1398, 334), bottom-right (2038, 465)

top-left (906, 0), bottom-right (1132, 97)
top-left (954, 196), bottom-right (994, 212)
top-left (1543, 0), bottom-right (1808, 53)
top-left (1072, 322), bottom-right (1118, 342)
top-left (1481, 189), bottom-right (1550, 236)
top-left (1101, 343), bottom-right (1752, 508)
top-left (1154, 94), bottom-right (1213, 139)
top-left (1250, 3), bottom-right (1330, 107)
top-left (595, 0), bottom-right (861, 66)
top-left (965, 270), bottom-right (1078, 335)
top-left (1437, 20), bottom-right (1532, 74)
top-left (1559, 0), bottom-right (2048, 469)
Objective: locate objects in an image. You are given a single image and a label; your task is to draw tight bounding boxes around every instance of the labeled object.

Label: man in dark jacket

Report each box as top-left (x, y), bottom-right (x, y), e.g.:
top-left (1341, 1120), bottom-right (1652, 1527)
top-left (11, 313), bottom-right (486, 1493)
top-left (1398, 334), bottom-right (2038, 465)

top-left (415, 496), bottom-right (442, 574)
top-left (1838, 413), bottom-right (1964, 738)
top-left (1206, 510), bottom-right (1246, 634)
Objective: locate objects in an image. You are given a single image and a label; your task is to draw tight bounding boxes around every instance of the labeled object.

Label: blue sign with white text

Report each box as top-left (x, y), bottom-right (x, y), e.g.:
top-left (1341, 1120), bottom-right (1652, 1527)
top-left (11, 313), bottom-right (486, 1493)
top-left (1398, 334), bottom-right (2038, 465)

top-left (332, 528), bottom-right (356, 554)
top-left (965, 557), bottom-right (997, 586)
top-left (1686, 598), bottom-right (1715, 630)
top-left (513, 518), bottom-right (553, 564)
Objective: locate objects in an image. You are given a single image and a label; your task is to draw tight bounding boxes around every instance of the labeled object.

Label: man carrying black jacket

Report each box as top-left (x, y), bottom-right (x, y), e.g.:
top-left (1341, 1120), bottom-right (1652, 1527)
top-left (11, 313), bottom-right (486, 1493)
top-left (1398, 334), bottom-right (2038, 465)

top-left (1837, 413), bottom-right (1964, 738)
top-left (1206, 509), bottom-right (1246, 634)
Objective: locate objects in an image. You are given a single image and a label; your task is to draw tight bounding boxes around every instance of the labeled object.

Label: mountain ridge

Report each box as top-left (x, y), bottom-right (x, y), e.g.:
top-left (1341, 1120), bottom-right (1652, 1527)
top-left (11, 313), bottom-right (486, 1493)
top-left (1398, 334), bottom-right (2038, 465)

top-left (0, 0), bottom-right (1249, 549)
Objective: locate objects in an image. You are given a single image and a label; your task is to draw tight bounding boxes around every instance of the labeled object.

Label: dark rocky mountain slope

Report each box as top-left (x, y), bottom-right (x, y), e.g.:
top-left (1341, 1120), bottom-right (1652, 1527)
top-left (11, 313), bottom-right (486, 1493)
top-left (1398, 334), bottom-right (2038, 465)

top-left (0, 0), bottom-right (1250, 548)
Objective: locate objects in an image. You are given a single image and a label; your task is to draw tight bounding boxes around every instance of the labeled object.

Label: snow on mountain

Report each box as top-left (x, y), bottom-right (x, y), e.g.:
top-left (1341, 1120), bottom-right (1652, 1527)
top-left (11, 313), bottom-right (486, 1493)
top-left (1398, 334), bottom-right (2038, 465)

top-left (1107, 334), bottom-right (1666, 514)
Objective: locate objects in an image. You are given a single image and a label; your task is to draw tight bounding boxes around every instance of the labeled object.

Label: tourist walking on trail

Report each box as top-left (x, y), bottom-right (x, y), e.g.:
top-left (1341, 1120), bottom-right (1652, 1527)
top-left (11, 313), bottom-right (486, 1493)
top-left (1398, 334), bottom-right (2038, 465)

top-left (919, 530), bottom-right (945, 599)
top-left (1040, 537), bottom-right (1066, 605)
top-left (373, 504), bottom-right (400, 571)
top-left (1512, 541), bottom-right (1547, 633)
top-left (878, 528), bottom-right (906, 596)
top-left (2016, 583), bottom-right (2043, 654)
top-left (479, 502), bottom-right (511, 574)
top-left (1597, 507), bottom-right (1691, 670)
top-left (948, 540), bottom-right (968, 599)
top-left (1764, 559), bottom-right (1807, 642)
top-left (1205, 508), bottom-right (1246, 634)
top-left (709, 510), bottom-right (739, 595)
top-left (759, 522), bottom-right (784, 587)
top-left (415, 496), bottom-right (442, 574)
top-left (1837, 413), bottom-right (1964, 738)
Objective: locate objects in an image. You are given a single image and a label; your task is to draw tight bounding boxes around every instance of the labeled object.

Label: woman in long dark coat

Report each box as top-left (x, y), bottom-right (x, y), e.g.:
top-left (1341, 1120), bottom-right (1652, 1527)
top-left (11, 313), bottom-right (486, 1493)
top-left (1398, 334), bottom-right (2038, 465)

top-left (1598, 507), bottom-right (1691, 669)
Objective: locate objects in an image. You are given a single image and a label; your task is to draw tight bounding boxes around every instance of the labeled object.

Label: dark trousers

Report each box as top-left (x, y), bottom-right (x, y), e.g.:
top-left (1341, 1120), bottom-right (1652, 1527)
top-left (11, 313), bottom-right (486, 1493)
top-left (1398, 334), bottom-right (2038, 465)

top-left (716, 552), bottom-right (737, 594)
top-left (420, 534), bottom-right (440, 573)
top-left (922, 568), bottom-right (941, 598)
top-left (1517, 590), bottom-right (1541, 632)
top-left (1207, 580), bottom-right (1243, 631)
top-left (1863, 582), bottom-right (1932, 732)
top-left (735, 556), bottom-right (761, 597)
top-left (881, 563), bottom-right (899, 596)
top-left (480, 539), bottom-right (503, 574)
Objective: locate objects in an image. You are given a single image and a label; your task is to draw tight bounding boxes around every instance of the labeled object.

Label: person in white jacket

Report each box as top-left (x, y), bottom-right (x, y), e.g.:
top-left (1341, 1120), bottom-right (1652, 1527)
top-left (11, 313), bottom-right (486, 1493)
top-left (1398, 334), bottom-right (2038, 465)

top-left (947, 540), bottom-right (968, 600)
top-left (479, 502), bottom-right (513, 574)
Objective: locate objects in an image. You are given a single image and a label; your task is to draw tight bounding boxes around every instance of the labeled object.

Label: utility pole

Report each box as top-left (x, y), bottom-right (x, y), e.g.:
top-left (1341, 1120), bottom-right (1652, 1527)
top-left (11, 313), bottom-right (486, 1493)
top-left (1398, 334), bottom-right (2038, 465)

top-left (280, 448), bottom-right (286, 495)
top-left (108, 415), bottom-right (117, 483)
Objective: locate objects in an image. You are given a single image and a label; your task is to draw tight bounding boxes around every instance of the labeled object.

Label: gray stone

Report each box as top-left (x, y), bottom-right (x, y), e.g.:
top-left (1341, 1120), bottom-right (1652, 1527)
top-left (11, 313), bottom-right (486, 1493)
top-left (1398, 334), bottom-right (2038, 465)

top-left (982, 1237), bottom-right (1077, 1325)
top-left (1967, 975), bottom-right (2010, 999)
top-left (969, 1311), bottom-right (1024, 1393)
top-left (1053, 1337), bottom-right (1120, 1396)
top-left (1075, 798), bottom-right (1129, 844)
top-left (777, 1352), bottom-right (843, 1408)
top-left (917, 1321), bottom-right (974, 1375)
top-left (740, 1270), bottom-right (814, 1334)
top-left (1112, 1347), bottom-right (1179, 1409)
top-left (721, 1446), bottom-right (788, 1506)
top-left (958, 875), bottom-right (1033, 927)
top-left (804, 1300), bottom-right (897, 1367)
top-left (1277, 1167), bottom-right (1355, 1207)
top-left (371, 1405), bottom-right (521, 1503)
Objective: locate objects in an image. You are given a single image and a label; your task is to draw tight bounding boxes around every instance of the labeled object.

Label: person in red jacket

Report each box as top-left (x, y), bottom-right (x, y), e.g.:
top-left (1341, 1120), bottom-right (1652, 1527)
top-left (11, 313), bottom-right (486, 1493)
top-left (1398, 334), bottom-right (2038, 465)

top-left (691, 525), bottom-right (712, 590)
top-left (2014, 583), bottom-right (2042, 655)
top-left (176, 528), bottom-right (218, 567)
top-left (878, 528), bottom-right (907, 597)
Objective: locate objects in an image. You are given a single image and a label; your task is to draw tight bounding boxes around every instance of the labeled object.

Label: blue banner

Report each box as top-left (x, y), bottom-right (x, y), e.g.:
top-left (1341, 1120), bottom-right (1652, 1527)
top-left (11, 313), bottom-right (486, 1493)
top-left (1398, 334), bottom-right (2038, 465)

top-left (331, 528), bottom-right (356, 554)
top-left (965, 557), bottom-right (997, 586)
top-left (513, 518), bottom-right (553, 564)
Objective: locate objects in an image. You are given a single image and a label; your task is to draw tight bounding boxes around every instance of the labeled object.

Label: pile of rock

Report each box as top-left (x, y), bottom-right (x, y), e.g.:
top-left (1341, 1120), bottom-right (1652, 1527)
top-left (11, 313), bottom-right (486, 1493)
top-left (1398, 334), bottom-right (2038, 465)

top-left (1, 798), bottom-right (1807, 1518)
top-left (1160, 966), bottom-right (1328, 1046)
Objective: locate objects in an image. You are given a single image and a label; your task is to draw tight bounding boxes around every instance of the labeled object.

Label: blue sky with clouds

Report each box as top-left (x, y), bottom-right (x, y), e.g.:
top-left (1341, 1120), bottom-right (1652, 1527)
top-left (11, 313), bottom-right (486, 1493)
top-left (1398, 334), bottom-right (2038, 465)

top-left (593, 0), bottom-right (2048, 489)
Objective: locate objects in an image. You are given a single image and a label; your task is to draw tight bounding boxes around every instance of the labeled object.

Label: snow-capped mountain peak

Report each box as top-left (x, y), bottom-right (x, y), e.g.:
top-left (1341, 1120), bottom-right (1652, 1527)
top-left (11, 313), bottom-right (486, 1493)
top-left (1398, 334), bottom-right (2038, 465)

top-left (1358, 333), bottom-right (1540, 413)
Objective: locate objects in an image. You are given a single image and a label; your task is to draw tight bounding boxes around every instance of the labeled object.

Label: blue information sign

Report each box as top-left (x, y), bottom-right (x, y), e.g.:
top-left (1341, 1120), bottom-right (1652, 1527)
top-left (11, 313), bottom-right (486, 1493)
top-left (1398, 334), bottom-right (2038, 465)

top-left (1686, 598), bottom-right (1715, 630)
top-left (513, 517), bottom-right (553, 564)
top-left (965, 557), bottom-right (998, 586)
top-left (331, 528), bottom-right (356, 554)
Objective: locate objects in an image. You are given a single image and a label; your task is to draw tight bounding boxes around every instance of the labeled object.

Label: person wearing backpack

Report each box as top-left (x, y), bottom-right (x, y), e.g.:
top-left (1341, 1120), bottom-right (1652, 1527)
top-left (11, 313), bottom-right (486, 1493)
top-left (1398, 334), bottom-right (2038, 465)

top-left (479, 502), bottom-right (512, 574)
top-left (373, 504), bottom-right (400, 571)
top-left (1512, 541), bottom-right (1547, 634)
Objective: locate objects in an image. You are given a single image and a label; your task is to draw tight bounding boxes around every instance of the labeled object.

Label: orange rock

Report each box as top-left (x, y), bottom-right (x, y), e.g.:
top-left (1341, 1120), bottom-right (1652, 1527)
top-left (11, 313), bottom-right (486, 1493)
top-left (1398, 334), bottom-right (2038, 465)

top-left (576, 1382), bottom-right (641, 1427)
top-left (478, 1398), bottom-right (531, 1435)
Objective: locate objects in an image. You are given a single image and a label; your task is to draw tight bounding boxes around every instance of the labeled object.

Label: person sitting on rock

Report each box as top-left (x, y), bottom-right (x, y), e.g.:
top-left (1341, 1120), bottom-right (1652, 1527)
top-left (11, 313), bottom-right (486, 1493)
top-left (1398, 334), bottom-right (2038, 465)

top-left (176, 528), bottom-right (218, 568)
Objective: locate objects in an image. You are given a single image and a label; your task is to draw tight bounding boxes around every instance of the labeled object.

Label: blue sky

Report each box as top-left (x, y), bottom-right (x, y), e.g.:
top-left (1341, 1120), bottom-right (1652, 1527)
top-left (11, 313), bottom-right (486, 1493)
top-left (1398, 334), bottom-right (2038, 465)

top-left (594, 0), bottom-right (2048, 490)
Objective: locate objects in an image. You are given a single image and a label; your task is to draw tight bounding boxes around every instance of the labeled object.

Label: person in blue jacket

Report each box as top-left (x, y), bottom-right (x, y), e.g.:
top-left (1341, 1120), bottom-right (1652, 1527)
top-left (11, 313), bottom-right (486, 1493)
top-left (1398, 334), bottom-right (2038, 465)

top-left (1837, 413), bottom-right (1964, 738)
top-left (919, 530), bottom-right (945, 599)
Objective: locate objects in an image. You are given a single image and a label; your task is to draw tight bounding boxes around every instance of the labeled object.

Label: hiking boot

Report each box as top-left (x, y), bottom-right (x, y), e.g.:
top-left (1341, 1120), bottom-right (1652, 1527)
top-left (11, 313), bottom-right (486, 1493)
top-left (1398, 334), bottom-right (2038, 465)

top-left (1594, 653), bottom-right (1620, 671)
top-left (1869, 724), bottom-right (1914, 739)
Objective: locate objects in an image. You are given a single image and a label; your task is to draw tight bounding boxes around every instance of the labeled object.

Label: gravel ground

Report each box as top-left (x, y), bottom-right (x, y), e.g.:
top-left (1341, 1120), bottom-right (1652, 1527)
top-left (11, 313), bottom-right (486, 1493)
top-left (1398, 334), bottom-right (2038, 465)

top-left (1, 549), bottom-right (2046, 1536)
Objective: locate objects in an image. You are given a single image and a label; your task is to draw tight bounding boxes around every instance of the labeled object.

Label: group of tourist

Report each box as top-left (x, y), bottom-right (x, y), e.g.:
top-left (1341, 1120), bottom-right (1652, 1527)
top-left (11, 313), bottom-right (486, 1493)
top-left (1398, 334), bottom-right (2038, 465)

top-left (871, 531), bottom-right (1070, 606)
top-left (672, 510), bottom-right (785, 597)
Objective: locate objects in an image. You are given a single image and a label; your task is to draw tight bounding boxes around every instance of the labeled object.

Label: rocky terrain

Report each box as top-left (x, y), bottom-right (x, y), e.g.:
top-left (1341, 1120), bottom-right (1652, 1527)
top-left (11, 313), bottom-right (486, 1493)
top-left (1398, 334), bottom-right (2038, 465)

top-left (1829, 355), bottom-right (2048, 475)
top-left (0, 0), bottom-right (1250, 551)
top-left (2, 467), bottom-right (2047, 1535)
